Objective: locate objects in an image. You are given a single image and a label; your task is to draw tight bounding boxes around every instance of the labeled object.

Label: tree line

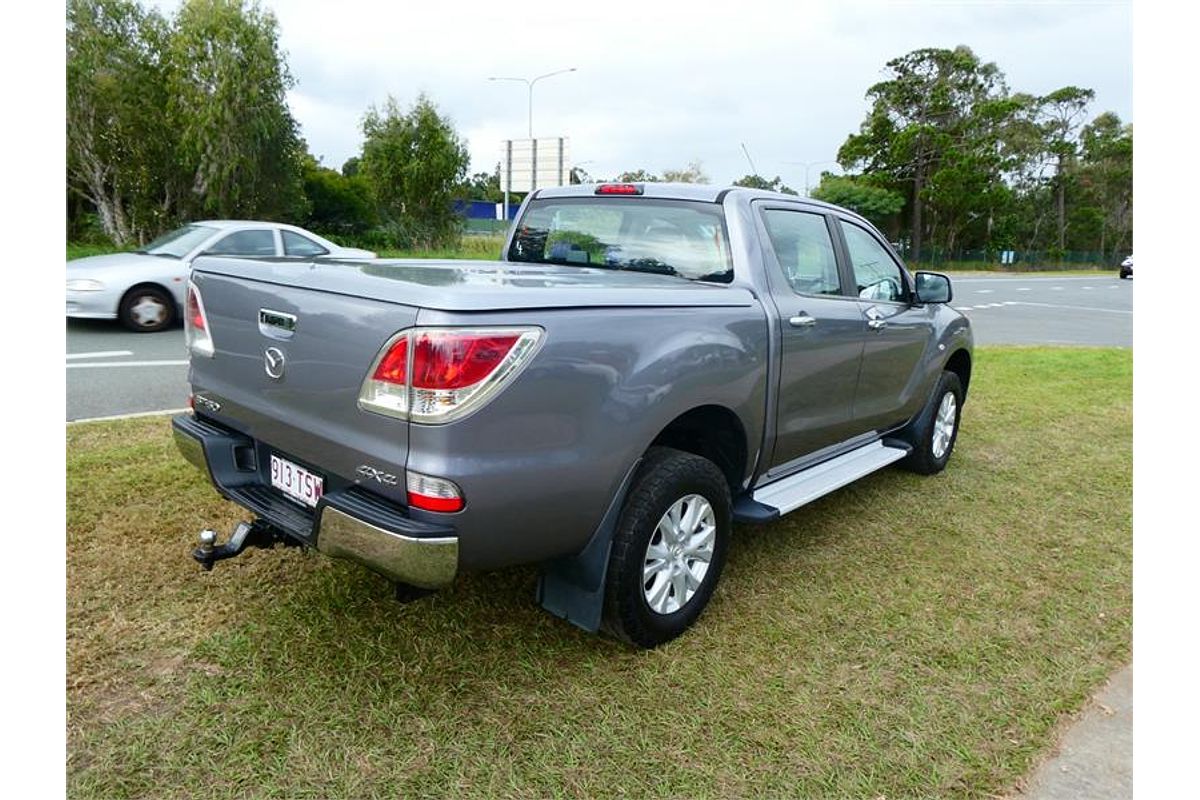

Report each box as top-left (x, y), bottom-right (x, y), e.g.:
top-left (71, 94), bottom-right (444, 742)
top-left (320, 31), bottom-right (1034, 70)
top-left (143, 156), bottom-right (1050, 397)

top-left (67, 0), bottom-right (472, 249)
top-left (69, 3), bottom-right (1130, 263)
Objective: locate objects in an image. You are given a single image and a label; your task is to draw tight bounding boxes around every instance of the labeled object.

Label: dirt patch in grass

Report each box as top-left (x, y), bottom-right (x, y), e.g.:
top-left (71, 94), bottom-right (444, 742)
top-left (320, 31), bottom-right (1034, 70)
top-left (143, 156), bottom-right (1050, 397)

top-left (66, 346), bottom-right (1131, 799)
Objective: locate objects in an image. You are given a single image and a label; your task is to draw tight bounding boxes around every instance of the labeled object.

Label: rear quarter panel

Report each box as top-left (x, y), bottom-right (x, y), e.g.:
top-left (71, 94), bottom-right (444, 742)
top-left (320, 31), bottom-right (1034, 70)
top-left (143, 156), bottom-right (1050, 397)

top-left (408, 303), bottom-right (769, 570)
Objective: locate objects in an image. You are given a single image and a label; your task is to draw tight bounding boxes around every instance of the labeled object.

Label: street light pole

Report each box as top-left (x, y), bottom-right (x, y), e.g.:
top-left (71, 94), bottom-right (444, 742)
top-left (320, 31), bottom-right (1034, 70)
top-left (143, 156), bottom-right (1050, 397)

top-left (784, 159), bottom-right (841, 197)
top-left (488, 67), bottom-right (577, 139)
top-left (488, 68), bottom-right (577, 220)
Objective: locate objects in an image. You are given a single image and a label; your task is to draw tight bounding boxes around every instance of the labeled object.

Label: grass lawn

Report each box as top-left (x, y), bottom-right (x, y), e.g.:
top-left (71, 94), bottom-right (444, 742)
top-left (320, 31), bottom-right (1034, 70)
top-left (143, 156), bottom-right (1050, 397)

top-left (66, 347), bottom-right (1131, 799)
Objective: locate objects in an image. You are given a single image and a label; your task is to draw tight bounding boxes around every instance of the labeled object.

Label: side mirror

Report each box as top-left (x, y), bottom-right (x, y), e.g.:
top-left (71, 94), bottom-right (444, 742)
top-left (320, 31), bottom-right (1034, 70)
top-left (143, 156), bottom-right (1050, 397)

top-left (914, 271), bottom-right (952, 304)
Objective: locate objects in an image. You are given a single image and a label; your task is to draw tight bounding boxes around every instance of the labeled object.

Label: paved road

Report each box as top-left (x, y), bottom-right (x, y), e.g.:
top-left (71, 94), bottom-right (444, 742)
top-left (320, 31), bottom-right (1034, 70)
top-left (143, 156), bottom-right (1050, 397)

top-left (951, 274), bottom-right (1131, 347)
top-left (65, 274), bottom-right (1133, 421)
top-left (66, 319), bottom-right (190, 421)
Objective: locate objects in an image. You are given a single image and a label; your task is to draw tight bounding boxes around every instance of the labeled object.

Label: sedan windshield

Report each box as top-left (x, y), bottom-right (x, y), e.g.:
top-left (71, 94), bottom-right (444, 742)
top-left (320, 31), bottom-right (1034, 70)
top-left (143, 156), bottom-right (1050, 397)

top-left (137, 224), bottom-right (215, 258)
top-left (508, 198), bottom-right (733, 282)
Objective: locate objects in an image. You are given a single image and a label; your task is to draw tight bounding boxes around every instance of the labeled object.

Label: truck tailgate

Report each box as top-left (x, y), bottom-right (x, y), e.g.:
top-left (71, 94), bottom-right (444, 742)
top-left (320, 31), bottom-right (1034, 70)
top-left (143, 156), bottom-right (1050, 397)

top-left (187, 268), bottom-right (416, 508)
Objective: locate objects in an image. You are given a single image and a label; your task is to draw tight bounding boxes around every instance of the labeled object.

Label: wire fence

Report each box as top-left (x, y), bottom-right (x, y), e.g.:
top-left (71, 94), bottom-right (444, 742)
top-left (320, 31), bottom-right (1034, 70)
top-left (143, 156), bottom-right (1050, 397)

top-left (898, 247), bottom-right (1131, 271)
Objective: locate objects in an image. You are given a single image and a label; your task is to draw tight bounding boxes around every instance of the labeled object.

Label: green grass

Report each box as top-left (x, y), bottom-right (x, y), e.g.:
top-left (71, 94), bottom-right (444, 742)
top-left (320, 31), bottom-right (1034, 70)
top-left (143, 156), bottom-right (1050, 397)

top-left (66, 347), bottom-right (1131, 798)
top-left (68, 242), bottom-right (136, 261)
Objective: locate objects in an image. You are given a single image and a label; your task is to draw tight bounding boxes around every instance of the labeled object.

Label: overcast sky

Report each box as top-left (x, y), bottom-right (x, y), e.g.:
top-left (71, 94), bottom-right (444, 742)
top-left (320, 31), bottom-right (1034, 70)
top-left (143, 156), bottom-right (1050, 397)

top-left (150, 0), bottom-right (1132, 188)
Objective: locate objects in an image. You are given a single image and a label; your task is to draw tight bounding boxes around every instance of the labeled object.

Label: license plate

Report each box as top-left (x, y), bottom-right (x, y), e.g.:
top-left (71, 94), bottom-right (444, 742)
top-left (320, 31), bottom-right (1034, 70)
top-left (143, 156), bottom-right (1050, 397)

top-left (270, 454), bottom-right (324, 508)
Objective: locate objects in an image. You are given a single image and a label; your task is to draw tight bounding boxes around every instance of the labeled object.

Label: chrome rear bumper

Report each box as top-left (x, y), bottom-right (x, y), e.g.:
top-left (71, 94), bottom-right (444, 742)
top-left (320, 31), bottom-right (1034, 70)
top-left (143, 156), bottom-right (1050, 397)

top-left (172, 413), bottom-right (458, 589)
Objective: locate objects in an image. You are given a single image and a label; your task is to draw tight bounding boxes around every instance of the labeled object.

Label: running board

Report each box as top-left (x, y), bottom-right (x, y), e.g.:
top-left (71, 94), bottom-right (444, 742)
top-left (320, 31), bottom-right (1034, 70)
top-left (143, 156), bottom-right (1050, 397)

top-left (748, 440), bottom-right (910, 517)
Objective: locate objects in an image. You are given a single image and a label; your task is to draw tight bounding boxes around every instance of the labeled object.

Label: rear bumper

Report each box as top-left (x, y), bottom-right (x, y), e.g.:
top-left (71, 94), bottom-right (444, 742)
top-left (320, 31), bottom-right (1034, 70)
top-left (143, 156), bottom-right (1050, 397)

top-left (172, 413), bottom-right (458, 588)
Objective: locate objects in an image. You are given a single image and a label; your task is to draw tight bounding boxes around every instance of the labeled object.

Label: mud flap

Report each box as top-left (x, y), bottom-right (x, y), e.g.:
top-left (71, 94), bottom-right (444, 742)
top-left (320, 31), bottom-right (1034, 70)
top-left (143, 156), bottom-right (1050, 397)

top-left (535, 458), bottom-right (641, 633)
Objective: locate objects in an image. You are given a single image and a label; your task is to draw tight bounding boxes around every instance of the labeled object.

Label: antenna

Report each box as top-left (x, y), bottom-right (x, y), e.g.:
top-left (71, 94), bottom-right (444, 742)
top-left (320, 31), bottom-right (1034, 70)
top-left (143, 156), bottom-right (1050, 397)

top-left (740, 143), bottom-right (758, 176)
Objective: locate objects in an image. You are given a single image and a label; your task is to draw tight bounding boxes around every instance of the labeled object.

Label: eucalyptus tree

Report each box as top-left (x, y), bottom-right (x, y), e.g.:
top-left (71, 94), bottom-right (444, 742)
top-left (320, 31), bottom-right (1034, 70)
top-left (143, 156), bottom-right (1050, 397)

top-left (837, 46), bottom-right (1006, 259)
top-left (359, 93), bottom-right (471, 248)
top-left (67, 0), bottom-right (178, 244)
top-left (167, 0), bottom-right (305, 221)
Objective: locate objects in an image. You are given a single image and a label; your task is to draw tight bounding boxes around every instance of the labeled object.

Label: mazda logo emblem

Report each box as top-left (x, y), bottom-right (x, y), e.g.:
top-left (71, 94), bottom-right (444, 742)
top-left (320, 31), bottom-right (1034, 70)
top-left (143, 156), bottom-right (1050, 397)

top-left (264, 347), bottom-right (286, 379)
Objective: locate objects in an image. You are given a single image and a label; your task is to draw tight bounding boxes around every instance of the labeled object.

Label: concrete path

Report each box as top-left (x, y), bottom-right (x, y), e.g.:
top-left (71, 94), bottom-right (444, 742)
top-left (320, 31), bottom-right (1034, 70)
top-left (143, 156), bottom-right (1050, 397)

top-left (1020, 665), bottom-right (1132, 799)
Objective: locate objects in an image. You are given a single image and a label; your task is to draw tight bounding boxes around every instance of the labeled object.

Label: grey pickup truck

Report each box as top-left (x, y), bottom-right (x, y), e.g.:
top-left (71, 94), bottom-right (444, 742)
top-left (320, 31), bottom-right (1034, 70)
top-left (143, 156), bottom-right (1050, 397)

top-left (173, 183), bottom-right (972, 648)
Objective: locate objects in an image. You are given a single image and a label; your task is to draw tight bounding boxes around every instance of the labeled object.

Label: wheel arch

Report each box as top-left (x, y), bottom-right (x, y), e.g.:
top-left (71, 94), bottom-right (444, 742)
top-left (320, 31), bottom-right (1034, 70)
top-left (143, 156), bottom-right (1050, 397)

top-left (945, 348), bottom-right (972, 401)
top-left (647, 404), bottom-right (749, 495)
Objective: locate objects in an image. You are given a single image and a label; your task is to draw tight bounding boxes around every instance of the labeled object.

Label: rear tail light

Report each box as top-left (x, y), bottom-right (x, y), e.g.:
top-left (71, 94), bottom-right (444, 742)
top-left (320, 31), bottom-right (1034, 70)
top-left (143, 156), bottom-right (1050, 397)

top-left (185, 280), bottom-right (214, 357)
top-left (358, 327), bottom-right (542, 423)
top-left (406, 471), bottom-right (464, 512)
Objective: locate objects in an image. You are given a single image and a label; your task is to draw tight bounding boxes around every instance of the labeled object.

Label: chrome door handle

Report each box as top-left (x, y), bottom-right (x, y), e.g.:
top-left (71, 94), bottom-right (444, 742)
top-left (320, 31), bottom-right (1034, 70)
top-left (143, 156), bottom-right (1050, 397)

top-left (867, 318), bottom-right (887, 330)
top-left (789, 315), bottom-right (817, 328)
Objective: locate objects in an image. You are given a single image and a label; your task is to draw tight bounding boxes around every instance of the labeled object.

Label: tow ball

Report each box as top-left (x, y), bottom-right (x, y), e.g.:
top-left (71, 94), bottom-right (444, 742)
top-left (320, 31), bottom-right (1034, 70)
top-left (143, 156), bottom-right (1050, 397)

top-left (192, 519), bottom-right (295, 571)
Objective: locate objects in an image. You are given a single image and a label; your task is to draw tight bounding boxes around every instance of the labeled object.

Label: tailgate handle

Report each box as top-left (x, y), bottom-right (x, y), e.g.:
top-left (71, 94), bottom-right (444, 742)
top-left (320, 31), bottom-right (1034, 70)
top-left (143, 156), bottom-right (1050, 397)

top-left (259, 309), bottom-right (296, 339)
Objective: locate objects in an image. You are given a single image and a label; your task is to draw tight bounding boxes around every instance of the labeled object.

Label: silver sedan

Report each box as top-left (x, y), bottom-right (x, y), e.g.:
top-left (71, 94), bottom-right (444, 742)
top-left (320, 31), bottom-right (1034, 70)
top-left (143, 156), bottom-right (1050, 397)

top-left (66, 221), bottom-right (375, 332)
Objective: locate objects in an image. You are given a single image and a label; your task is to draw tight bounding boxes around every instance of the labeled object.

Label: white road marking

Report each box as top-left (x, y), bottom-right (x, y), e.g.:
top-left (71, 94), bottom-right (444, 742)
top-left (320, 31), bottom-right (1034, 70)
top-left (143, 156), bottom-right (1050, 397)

top-left (1052, 286), bottom-right (1064, 290)
top-left (67, 408), bottom-right (190, 425)
top-left (1003, 301), bottom-right (1018, 305)
top-left (65, 350), bottom-right (134, 360)
top-left (1017, 287), bottom-right (1032, 291)
top-left (956, 306), bottom-right (973, 311)
top-left (1083, 286), bottom-right (1095, 290)
top-left (66, 359), bottom-right (189, 369)
top-left (1010, 301), bottom-right (1133, 315)
top-left (975, 289), bottom-right (994, 294)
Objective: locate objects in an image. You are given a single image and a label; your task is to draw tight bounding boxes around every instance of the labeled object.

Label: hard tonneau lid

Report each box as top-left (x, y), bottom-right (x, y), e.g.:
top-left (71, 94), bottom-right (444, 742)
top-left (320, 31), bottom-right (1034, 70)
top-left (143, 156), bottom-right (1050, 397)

top-left (191, 256), bottom-right (756, 312)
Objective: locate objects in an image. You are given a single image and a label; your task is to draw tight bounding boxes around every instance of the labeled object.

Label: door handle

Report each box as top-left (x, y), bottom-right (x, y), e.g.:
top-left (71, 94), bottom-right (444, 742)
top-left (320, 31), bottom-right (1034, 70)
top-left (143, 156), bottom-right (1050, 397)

top-left (867, 318), bottom-right (887, 330)
top-left (789, 315), bottom-right (817, 328)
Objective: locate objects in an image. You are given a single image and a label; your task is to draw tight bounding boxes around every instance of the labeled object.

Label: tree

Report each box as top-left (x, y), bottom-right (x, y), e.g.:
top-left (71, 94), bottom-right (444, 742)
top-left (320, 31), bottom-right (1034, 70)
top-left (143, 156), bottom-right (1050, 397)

top-left (661, 160), bottom-right (709, 184)
top-left (838, 46), bottom-right (1006, 259)
top-left (732, 174), bottom-right (798, 195)
top-left (168, 0), bottom-right (305, 221)
top-left (67, 0), bottom-right (179, 244)
top-left (1036, 86), bottom-right (1095, 250)
top-left (810, 176), bottom-right (904, 229)
top-left (1079, 112), bottom-right (1132, 261)
top-left (615, 168), bottom-right (660, 182)
top-left (359, 93), bottom-right (470, 248)
top-left (301, 156), bottom-right (377, 236)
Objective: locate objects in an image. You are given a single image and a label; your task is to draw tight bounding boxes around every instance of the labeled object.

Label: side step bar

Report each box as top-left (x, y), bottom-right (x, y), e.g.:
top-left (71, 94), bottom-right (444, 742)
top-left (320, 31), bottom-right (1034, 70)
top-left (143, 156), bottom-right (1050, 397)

top-left (742, 440), bottom-right (910, 519)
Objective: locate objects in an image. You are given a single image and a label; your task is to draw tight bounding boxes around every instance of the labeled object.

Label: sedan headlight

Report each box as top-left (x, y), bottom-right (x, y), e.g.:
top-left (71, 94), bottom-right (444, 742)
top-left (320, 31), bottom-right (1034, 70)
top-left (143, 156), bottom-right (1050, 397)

top-left (66, 279), bottom-right (105, 292)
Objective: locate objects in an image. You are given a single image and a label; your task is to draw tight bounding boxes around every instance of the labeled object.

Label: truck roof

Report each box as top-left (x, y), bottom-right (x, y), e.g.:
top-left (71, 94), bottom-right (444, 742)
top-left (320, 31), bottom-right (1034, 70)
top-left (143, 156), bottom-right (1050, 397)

top-left (533, 182), bottom-right (850, 215)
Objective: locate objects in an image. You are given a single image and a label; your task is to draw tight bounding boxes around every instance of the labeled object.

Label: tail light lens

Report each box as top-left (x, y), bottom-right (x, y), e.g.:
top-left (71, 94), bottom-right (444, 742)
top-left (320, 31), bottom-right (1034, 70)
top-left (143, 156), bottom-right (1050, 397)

top-left (406, 471), bottom-right (464, 512)
top-left (359, 327), bottom-right (541, 423)
top-left (185, 280), bottom-right (214, 357)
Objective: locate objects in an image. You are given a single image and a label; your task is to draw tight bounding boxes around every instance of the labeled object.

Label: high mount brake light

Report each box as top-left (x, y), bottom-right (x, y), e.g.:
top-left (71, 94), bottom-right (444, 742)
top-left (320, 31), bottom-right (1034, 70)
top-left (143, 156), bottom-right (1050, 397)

top-left (185, 280), bottom-right (214, 358)
top-left (595, 183), bottom-right (643, 195)
top-left (358, 327), bottom-right (542, 423)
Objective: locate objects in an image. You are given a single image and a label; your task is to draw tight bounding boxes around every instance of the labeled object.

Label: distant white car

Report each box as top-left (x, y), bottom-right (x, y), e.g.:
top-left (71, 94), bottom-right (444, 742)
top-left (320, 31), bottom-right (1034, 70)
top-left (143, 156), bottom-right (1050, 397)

top-left (66, 221), bottom-right (376, 332)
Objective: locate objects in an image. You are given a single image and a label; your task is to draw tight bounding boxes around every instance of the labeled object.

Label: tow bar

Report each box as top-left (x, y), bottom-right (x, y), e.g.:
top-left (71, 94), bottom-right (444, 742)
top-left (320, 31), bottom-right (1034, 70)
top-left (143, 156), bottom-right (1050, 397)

top-left (192, 519), bottom-right (297, 571)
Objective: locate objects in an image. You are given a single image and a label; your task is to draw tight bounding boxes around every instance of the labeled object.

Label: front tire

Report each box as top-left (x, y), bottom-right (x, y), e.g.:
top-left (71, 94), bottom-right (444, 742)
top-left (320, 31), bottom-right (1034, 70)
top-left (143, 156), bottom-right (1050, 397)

top-left (898, 370), bottom-right (963, 475)
top-left (601, 447), bottom-right (731, 648)
top-left (118, 285), bottom-right (175, 332)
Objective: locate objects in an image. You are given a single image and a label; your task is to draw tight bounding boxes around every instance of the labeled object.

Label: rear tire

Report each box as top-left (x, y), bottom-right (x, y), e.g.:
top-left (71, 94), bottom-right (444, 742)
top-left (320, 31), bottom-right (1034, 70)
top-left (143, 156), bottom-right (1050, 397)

top-left (119, 285), bottom-right (175, 332)
top-left (898, 370), bottom-right (963, 476)
top-left (601, 447), bottom-right (731, 648)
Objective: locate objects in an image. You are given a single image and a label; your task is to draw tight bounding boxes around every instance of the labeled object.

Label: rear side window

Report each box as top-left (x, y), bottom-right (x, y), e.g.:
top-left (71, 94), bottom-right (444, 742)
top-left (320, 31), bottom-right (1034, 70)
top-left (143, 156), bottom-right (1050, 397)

top-left (762, 210), bottom-right (841, 296)
top-left (509, 198), bottom-right (733, 283)
top-left (207, 229), bottom-right (276, 257)
top-left (840, 221), bottom-right (907, 302)
top-left (282, 230), bottom-right (328, 257)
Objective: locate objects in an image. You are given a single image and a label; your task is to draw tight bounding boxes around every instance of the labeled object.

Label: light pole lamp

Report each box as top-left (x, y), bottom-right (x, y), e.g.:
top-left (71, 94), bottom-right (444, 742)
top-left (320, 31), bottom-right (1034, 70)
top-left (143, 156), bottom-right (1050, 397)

top-left (488, 67), bottom-right (577, 139)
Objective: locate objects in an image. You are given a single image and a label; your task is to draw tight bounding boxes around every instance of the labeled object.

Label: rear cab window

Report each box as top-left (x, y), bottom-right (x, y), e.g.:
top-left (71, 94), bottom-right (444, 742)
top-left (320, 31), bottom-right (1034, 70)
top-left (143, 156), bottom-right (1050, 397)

top-left (508, 197), bottom-right (733, 283)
